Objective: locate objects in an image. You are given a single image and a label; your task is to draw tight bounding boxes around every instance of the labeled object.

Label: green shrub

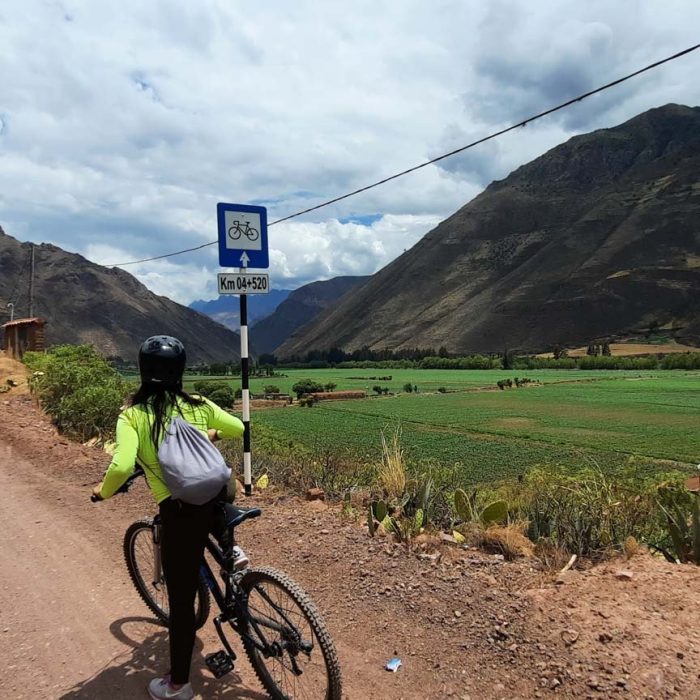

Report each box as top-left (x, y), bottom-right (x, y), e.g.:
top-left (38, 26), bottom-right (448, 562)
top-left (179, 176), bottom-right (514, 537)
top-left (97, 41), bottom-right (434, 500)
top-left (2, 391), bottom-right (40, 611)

top-left (660, 352), bottom-right (700, 370)
top-left (56, 380), bottom-right (128, 441)
top-left (193, 380), bottom-right (223, 398)
top-left (24, 344), bottom-right (133, 440)
top-left (520, 465), bottom-right (663, 559)
top-left (263, 384), bottom-right (280, 394)
top-left (291, 379), bottom-right (324, 399)
top-left (651, 479), bottom-right (700, 563)
top-left (208, 386), bottom-right (236, 408)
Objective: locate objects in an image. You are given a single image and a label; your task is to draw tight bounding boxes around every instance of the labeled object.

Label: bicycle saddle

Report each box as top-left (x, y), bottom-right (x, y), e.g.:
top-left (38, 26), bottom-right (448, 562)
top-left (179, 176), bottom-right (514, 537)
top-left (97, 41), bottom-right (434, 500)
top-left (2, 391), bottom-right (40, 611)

top-left (223, 503), bottom-right (262, 528)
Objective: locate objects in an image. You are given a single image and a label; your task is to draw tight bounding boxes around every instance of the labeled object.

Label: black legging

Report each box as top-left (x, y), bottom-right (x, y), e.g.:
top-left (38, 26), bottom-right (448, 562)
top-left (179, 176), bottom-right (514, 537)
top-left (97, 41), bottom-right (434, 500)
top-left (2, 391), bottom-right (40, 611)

top-left (159, 496), bottom-right (217, 685)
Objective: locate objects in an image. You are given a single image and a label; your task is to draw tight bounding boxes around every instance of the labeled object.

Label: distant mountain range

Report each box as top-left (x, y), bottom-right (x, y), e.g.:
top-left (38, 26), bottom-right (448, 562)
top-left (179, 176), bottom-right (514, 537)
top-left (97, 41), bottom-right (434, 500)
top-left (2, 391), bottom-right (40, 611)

top-left (278, 104), bottom-right (700, 357)
top-left (250, 276), bottom-right (370, 354)
top-left (190, 290), bottom-right (292, 330)
top-left (6, 104), bottom-right (698, 365)
top-left (0, 228), bottom-right (241, 364)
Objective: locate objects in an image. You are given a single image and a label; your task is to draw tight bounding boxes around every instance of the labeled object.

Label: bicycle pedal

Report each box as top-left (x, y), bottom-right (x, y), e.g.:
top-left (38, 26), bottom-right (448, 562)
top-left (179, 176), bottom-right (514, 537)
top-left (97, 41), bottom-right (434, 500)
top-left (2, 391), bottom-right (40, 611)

top-left (205, 650), bottom-right (235, 678)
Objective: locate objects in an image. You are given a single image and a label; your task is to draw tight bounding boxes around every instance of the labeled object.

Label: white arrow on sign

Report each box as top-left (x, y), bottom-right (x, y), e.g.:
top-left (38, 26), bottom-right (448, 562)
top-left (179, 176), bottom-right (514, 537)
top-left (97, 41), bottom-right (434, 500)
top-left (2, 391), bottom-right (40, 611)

top-left (240, 251), bottom-right (250, 267)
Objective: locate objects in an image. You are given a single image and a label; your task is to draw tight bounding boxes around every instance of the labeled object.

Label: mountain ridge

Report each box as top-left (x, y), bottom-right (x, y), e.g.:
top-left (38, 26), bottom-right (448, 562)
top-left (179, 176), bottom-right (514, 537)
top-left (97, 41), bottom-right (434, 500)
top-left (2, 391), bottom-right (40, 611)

top-left (250, 275), bottom-right (370, 354)
top-left (0, 228), bottom-right (241, 364)
top-left (278, 104), bottom-right (700, 357)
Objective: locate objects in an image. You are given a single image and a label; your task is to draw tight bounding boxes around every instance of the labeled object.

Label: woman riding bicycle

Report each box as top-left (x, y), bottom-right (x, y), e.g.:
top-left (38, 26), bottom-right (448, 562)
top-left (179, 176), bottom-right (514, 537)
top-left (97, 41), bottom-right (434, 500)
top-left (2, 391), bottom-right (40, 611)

top-left (92, 335), bottom-right (244, 700)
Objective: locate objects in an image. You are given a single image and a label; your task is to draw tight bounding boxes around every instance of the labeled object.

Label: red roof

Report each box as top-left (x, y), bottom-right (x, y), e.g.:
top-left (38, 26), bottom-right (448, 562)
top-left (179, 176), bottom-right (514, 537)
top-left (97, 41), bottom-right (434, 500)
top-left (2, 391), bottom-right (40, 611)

top-left (1, 317), bottom-right (46, 329)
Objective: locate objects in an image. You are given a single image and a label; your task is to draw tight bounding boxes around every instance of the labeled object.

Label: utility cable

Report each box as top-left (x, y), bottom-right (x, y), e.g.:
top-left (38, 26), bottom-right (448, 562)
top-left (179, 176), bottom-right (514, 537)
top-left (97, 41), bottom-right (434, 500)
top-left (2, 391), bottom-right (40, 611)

top-left (110, 42), bottom-right (700, 267)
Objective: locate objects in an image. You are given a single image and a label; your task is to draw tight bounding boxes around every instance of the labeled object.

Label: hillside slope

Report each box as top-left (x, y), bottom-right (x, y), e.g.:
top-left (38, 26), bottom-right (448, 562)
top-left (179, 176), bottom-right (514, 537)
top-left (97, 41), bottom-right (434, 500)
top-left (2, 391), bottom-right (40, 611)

top-left (0, 228), bottom-right (240, 363)
top-left (250, 275), bottom-right (370, 354)
top-left (279, 104), bottom-right (700, 357)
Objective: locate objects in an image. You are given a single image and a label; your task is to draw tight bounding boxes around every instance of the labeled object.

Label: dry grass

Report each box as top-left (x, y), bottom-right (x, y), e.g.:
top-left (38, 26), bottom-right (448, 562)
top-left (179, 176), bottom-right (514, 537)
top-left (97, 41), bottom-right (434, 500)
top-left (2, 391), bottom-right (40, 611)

top-left (477, 522), bottom-right (535, 560)
top-left (534, 539), bottom-right (572, 571)
top-left (377, 426), bottom-right (407, 499)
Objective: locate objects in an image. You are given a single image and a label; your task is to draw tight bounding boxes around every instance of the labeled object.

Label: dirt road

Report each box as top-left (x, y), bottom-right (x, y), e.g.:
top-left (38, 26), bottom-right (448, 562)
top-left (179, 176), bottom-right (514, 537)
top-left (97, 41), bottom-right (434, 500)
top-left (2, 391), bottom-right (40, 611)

top-left (2, 390), bottom-right (700, 699)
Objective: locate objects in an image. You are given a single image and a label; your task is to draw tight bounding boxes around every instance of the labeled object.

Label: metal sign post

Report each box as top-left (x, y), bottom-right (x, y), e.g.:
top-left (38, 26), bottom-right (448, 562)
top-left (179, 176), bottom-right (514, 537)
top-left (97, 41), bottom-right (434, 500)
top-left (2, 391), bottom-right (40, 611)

top-left (238, 266), bottom-right (252, 495)
top-left (217, 203), bottom-right (269, 496)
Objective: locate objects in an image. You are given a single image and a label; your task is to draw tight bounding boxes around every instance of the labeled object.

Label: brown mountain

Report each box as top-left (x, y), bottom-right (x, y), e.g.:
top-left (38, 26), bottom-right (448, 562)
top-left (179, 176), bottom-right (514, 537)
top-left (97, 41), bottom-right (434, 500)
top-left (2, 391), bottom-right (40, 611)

top-left (250, 275), bottom-right (370, 354)
top-left (278, 104), bottom-right (700, 357)
top-left (0, 228), bottom-right (240, 364)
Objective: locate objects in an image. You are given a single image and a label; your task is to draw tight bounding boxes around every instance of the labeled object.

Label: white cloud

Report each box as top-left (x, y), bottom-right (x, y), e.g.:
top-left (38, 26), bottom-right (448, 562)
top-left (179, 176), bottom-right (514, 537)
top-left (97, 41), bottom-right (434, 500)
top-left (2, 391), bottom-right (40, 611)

top-left (1, 0), bottom-right (699, 303)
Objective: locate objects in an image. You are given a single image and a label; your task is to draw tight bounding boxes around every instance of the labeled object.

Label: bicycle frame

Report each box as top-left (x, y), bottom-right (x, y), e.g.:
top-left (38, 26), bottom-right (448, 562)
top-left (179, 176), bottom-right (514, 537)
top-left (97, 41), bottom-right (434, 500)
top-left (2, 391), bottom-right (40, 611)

top-left (114, 468), bottom-right (318, 682)
top-left (199, 532), bottom-right (307, 664)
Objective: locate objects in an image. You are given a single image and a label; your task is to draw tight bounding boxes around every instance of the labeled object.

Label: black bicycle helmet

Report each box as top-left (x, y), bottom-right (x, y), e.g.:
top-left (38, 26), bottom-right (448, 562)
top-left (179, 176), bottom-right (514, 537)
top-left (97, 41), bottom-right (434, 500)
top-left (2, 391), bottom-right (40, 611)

top-left (138, 335), bottom-right (186, 386)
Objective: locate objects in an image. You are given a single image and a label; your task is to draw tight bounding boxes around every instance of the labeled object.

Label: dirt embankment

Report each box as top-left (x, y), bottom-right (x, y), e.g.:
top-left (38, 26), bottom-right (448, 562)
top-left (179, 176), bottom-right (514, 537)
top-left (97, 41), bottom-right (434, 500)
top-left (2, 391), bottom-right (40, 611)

top-left (0, 349), bottom-right (29, 394)
top-left (1, 392), bottom-right (700, 699)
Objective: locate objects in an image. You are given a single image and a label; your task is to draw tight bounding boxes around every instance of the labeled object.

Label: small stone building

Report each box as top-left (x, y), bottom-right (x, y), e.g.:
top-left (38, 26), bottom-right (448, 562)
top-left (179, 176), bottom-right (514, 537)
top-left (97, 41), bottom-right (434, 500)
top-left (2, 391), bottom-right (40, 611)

top-left (1, 317), bottom-right (47, 360)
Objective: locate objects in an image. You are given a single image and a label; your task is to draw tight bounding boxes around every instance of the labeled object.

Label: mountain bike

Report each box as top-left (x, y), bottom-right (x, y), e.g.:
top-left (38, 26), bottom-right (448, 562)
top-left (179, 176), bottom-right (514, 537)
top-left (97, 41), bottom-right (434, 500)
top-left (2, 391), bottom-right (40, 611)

top-left (93, 468), bottom-right (342, 699)
top-left (228, 220), bottom-right (260, 242)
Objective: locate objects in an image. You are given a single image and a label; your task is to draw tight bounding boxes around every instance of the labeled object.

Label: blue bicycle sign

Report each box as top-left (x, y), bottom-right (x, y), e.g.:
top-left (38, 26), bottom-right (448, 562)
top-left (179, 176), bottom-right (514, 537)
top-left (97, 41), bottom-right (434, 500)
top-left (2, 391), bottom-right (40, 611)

top-left (217, 203), bottom-right (269, 268)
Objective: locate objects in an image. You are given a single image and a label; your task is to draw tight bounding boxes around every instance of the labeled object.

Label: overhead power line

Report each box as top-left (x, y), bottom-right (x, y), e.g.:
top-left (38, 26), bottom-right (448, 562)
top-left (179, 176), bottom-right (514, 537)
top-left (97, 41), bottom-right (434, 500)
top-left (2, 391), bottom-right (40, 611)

top-left (111, 42), bottom-right (700, 267)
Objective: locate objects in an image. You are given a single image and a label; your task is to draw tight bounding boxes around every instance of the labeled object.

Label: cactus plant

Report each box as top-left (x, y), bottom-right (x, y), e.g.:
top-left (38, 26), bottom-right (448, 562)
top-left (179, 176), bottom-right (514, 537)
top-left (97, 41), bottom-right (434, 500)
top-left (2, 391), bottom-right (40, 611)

top-left (373, 499), bottom-right (388, 523)
top-left (656, 492), bottom-right (700, 564)
top-left (416, 477), bottom-right (433, 514)
top-left (481, 500), bottom-right (508, 525)
top-left (367, 506), bottom-right (376, 537)
top-left (454, 489), bottom-right (507, 525)
top-left (454, 488), bottom-right (472, 521)
top-left (415, 508), bottom-right (424, 531)
top-left (381, 514), bottom-right (396, 533)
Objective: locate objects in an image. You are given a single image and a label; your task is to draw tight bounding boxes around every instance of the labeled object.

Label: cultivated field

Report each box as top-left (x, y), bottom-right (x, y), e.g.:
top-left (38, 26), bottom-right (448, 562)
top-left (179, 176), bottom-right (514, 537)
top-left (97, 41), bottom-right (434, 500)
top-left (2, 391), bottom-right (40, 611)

top-left (240, 370), bottom-right (700, 482)
top-left (186, 368), bottom-right (679, 395)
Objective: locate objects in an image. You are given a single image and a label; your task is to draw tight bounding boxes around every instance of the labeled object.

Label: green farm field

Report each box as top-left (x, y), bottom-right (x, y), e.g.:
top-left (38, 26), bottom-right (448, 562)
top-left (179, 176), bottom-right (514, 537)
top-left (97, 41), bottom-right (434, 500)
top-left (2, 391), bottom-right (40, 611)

top-left (184, 368), bottom-right (677, 395)
top-left (240, 370), bottom-right (700, 482)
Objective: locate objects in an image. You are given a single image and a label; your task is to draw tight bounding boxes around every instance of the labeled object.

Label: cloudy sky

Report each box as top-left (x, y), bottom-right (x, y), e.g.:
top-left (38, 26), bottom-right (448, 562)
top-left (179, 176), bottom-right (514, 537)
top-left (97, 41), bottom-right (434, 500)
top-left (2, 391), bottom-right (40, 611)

top-left (1, 1), bottom-right (699, 305)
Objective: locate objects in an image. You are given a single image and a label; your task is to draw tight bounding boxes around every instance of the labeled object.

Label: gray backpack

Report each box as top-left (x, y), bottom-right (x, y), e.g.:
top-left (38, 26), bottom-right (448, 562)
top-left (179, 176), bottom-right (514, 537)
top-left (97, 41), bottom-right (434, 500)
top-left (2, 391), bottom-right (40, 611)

top-left (157, 416), bottom-right (231, 505)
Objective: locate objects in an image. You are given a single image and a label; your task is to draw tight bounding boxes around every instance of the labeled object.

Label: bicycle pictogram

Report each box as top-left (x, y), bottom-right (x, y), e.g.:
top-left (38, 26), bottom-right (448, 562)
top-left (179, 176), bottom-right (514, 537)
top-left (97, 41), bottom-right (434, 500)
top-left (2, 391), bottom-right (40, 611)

top-left (227, 220), bottom-right (259, 243)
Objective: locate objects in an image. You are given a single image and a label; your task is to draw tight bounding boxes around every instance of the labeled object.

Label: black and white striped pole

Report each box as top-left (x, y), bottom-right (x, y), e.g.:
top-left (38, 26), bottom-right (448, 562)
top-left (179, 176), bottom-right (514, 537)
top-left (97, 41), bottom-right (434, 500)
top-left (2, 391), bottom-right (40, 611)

top-left (216, 202), bottom-right (269, 498)
top-left (239, 262), bottom-right (252, 496)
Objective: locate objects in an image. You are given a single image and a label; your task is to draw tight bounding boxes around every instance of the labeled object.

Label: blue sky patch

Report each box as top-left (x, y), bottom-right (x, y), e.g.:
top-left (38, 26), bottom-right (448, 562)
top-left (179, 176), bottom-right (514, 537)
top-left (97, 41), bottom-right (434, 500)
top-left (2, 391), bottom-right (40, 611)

top-left (339, 213), bottom-right (382, 226)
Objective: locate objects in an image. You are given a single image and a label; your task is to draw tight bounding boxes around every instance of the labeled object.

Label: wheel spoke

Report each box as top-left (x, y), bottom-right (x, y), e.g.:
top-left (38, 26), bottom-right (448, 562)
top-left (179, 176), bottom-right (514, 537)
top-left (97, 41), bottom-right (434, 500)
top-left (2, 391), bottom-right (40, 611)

top-left (244, 577), bottom-right (329, 699)
top-left (131, 527), bottom-right (169, 617)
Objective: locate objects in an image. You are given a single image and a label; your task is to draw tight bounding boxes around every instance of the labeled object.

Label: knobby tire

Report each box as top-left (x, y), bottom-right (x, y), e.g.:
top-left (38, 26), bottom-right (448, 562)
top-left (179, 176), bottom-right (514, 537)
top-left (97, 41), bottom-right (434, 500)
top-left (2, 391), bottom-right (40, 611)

top-left (239, 566), bottom-right (342, 700)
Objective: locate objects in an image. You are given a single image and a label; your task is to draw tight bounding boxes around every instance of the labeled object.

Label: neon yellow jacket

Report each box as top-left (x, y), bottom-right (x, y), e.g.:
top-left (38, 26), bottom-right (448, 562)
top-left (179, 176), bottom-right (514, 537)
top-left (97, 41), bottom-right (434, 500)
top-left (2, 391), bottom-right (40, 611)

top-left (99, 396), bottom-right (244, 504)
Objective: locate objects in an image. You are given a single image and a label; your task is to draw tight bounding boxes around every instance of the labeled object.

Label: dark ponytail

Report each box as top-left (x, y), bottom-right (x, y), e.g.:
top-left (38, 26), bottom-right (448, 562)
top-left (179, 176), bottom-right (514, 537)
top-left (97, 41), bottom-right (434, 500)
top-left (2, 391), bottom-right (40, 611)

top-left (130, 382), bottom-right (205, 447)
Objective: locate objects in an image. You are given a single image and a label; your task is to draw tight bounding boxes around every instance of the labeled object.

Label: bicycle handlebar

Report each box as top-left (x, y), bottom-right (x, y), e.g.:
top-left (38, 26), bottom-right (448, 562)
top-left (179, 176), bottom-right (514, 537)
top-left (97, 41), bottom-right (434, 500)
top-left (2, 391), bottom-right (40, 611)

top-left (91, 466), bottom-right (146, 503)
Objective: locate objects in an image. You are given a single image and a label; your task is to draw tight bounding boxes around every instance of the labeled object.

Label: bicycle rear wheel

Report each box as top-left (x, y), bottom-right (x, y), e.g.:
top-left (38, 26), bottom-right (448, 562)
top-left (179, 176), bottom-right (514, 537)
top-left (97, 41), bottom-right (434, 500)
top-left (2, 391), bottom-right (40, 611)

top-left (123, 519), bottom-right (210, 630)
top-left (239, 566), bottom-right (342, 700)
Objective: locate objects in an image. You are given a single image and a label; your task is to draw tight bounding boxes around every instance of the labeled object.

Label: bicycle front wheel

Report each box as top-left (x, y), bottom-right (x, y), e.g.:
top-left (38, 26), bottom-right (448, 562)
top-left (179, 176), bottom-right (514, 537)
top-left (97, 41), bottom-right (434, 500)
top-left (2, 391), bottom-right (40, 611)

top-left (240, 566), bottom-right (342, 700)
top-left (123, 519), bottom-right (210, 630)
